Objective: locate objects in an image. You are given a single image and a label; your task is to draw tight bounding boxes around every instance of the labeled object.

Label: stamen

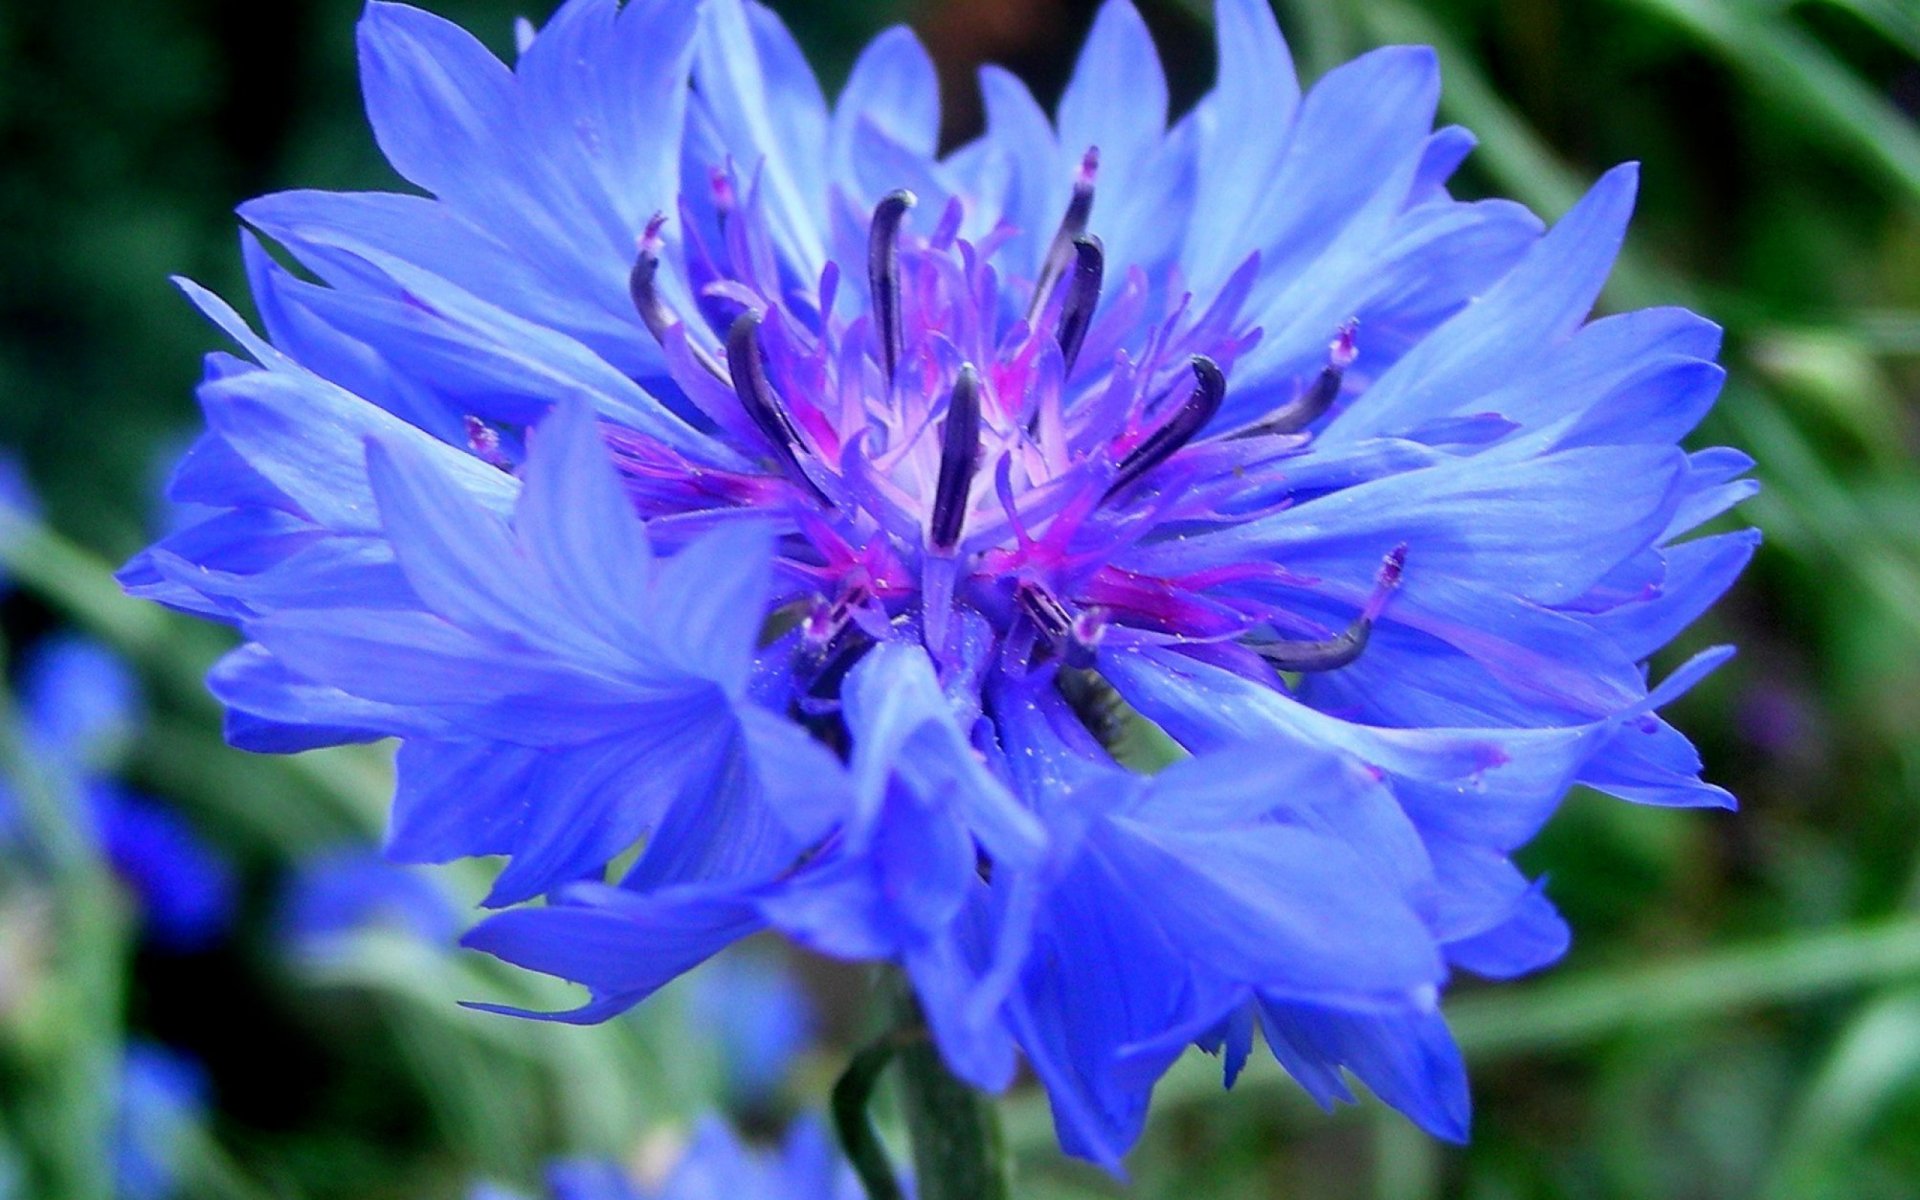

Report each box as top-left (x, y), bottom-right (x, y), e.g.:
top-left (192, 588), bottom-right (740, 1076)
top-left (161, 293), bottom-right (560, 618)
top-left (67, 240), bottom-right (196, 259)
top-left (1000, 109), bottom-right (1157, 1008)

top-left (725, 311), bottom-right (829, 504)
top-left (1239, 321), bottom-right (1357, 437)
top-left (1018, 584), bottom-right (1102, 668)
top-left (1250, 545), bottom-right (1405, 672)
top-left (628, 214), bottom-right (674, 343)
top-left (1055, 235), bottom-right (1104, 377)
top-left (629, 215), bottom-right (727, 382)
top-left (1016, 581), bottom-right (1074, 643)
top-left (1105, 355), bottom-right (1227, 497)
top-left (868, 189), bottom-right (916, 387)
top-left (463, 415), bottom-right (511, 469)
top-left (1027, 146), bottom-right (1100, 322)
top-left (802, 581), bottom-right (872, 650)
top-left (710, 165), bottom-right (738, 222)
top-left (929, 365), bottom-right (982, 551)
top-left (1066, 607), bottom-right (1107, 669)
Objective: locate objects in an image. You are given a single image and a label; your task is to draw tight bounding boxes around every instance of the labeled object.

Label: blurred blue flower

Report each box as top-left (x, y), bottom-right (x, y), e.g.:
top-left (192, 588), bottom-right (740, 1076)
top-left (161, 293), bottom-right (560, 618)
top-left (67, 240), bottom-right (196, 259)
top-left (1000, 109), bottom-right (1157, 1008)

top-left (124, 0), bottom-right (1751, 1166)
top-left (18, 635), bottom-right (138, 769)
top-left (116, 1041), bottom-right (210, 1200)
top-left (686, 950), bottom-right (815, 1107)
top-left (87, 782), bottom-right (235, 953)
top-left (1, 636), bottom-right (234, 952)
top-left (473, 1117), bottom-right (862, 1200)
top-left (279, 845), bottom-right (463, 952)
top-left (0, 452), bottom-right (36, 599)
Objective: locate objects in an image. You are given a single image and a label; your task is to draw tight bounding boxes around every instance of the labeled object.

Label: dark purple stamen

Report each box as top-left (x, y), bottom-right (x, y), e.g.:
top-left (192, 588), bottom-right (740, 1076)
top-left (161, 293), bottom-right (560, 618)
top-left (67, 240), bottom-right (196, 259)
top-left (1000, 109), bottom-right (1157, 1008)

top-left (929, 365), bottom-right (982, 550)
top-left (726, 311), bottom-right (829, 504)
top-left (1106, 355), bottom-right (1227, 498)
top-left (1240, 321), bottom-right (1357, 437)
top-left (1027, 146), bottom-right (1100, 322)
top-left (1055, 235), bottom-right (1104, 377)
top-left (868, 190), bottom-right (916, 388)
top-left (1016, 581), bottom-right (1073, 642)
top-left (628, 215), bottom-right (674, 343)
top-left (1251, 544), bottom-right (1405, 672)
top-left (1017, 583), bottom-right (1102, 668)
top-left (629, 214), bottom-right (726, 381)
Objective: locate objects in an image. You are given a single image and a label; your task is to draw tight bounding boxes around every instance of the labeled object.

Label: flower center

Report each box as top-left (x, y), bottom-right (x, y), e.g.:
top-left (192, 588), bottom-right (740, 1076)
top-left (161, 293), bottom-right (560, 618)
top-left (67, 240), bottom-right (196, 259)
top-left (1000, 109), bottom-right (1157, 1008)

top-left (605, 151), bottom-right (1392, 685)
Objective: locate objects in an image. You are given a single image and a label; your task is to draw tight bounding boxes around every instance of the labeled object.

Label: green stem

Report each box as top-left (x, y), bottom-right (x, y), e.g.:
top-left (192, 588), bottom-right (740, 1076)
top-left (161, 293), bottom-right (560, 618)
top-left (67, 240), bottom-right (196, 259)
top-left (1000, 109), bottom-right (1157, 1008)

top-left (832, 1037), bottom-right (906, 1200)
top-left (831, 980), bottom-right (1009, 1200)
top-left (891, 990), bottom-right (1009, 1200)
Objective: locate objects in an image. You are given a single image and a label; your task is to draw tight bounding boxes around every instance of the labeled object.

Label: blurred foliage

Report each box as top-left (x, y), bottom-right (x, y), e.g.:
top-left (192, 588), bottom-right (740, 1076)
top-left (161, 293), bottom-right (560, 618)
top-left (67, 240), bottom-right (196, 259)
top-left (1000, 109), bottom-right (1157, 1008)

top-left (1, 0), bottom-right (1917, 1197)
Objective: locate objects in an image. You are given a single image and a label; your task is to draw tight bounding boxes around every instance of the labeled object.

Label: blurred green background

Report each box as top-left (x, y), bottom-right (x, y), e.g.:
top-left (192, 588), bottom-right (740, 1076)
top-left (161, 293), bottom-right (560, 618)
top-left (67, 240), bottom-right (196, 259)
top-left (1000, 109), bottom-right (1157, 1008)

top-left (1, 0), bottom-right (1918, 1197)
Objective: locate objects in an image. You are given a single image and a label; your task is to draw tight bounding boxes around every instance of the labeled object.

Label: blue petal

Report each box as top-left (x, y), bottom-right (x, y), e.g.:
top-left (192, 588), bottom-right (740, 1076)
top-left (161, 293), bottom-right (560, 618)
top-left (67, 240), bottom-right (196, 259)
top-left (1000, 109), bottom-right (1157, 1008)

top-left (210, 642), bottom-right (431, 751)
top-left (1056, 0), bottom-right (1170, 277)
top-left (1095, 811), bottom-right (1442, 998)
top-left (512, 400), bottom-right (656, 653)
top-left (1182, 0), bottom-right (1301, 288)
top-left (1136, 443), bottom-right (1686, 608)
top-left (964, 67), bottom-right (1064, 275)
top-left (692, 0), bottom-right (830, 274)
top-left (462, 882), bottom-right (767, 1019)
top-left (1323, 164), bottom-right (1641, 444)
top-left (831, 27), bottom-right (940, 179)
top-left (842, 642), bottom-right (1043, 867)
top-left (1258, 998), bottom-right (1471, 1142)
top-left (1590, 529), bottom-right (1760, 660)
top-left (358, 2), bottom-right (516, 217)
top-left (1102, 646), bottom-right (1602, 851)
top-left (196, 349), bottom-right (515, 534)
top-left (1227, 47), bottom-right (1440, 295)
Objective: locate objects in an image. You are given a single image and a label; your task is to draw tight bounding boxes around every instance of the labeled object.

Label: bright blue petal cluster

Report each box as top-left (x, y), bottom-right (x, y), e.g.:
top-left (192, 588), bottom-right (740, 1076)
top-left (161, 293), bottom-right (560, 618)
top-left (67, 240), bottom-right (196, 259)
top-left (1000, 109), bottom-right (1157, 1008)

top-left (125, 0), bottom-right (1752, 1166)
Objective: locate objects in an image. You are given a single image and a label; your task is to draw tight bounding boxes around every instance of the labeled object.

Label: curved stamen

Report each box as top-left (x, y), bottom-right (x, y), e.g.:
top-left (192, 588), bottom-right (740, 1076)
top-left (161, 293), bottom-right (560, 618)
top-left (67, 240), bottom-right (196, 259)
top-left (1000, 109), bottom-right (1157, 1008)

top-left (868, 190), bottom-right (917, 387)
top-left (725, 311), bottom-right (830, 504)
top-left (629, 214), bottom-right (727, 382)
top-left (1239, 321), bottom-right (1357, 438)
top-left (1106, 355), bottom-right (1227, 498)
top-left (1251, 545), bottom-right (1405, 672)
top-left (1027, 146), bottom-right (1100, 322)
top-left (929, 365), bottom-right (982, 551)
top-left (1056, 235), bottom-right (1105, 377)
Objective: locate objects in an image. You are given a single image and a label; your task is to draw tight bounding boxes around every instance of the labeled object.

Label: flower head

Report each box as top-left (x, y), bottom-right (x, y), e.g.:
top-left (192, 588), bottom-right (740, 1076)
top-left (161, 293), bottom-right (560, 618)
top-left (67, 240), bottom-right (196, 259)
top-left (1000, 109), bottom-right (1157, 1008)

top-left (125, 0), bottom-right (1752, 1167)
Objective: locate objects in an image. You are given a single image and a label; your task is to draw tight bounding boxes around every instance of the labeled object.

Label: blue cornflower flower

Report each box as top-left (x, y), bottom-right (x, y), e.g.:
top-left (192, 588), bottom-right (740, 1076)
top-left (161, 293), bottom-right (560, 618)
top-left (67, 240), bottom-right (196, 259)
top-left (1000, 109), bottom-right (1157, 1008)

top-left (278, 845), bottom-right (464, 952)
top-left (2, 636), bottom-right (234, 952)
top-left (473, 1116), bottom-right (863, 1200)
top-left (686, 950), bottom-right (816, 1109)
top-left (124, 0), bottom-right (1751, 1167)
top-left (115, 1041), bottom-right (211, 1200)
